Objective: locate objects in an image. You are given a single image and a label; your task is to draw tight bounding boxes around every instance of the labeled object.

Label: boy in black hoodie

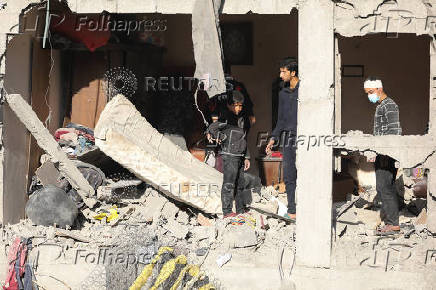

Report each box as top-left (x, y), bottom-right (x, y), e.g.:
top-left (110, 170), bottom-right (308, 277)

top-left (266, 57), bottom-right (299, 220)
top-left (207, 90), bottom-right (250, 218)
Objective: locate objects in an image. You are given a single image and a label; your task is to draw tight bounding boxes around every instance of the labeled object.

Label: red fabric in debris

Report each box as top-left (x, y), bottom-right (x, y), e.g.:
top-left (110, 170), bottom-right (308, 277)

top-left (3, 237), bottom-right (21, 290)
top-left (50, 11), bottom-right (110, 52)
top-left (54, 129), bottom-right (72, 141)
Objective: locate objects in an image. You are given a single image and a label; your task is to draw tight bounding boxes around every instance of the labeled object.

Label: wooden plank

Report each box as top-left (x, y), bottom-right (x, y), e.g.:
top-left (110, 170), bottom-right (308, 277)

top-left (3, 34), bottom-right (33, 224)
top-left (28, 38), bottom-right (51, 191)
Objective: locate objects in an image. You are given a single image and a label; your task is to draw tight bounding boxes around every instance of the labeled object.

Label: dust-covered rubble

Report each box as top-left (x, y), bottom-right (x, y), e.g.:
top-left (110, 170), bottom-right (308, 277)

top-left (1, 185), bottom-right (297, 289)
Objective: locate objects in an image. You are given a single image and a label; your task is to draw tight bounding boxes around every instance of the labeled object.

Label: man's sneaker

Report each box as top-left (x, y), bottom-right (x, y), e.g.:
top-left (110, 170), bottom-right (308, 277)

top-left (236, 208), bottom-right (251, 216)
top-left (375, 224), bottom-right (400, 236)
top-left (283, 213), bottom-right (296, 220)
top-left (223, 212), bottom-right (237, 219)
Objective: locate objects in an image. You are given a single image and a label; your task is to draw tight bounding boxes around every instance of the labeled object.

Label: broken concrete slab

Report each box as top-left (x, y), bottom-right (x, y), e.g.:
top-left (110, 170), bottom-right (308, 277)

top-left (191, 226), bottom-right (216, 243)
top-left (142, 194), bottom-right (168, 223)
top-left (192, 0), bottom-right (226, 98)
top-left (355, 208), bottom-right (381, 230)
top-left (415, 208), bottom-right (427, 225)
top-left (335, 0), bottom-right (431, 37)
top-left (35, 160), bottom-right (63, 187)
top-left (96, 179), bottom-right (142, 202)
top-left (339, 135), bottom-right (436, 169)
top-left (5, 94), bottom-right (96, 204)
top-left (225, 225), bottom-right (257, 248)
top-left (197, 213), bottom-right (213, 226)
top-left (162, 201), bottom-right (179, 220)
top-left (176, 210), bottom-right (190, 225)
top-left (94, 95), bottom-right (223, 214)
top-left (163, 219), bottom-right (189, 240)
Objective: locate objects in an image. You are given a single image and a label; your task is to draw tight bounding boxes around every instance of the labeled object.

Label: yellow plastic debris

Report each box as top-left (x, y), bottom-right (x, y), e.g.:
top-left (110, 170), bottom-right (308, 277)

top-left (93, 207), bottom-right (119, 222)
top-left (151, 255), bottom-right (187, 290)
top-left (170, 264), bottom-right (200, 290)
top-left (129, 247), bottom-right (173, 290)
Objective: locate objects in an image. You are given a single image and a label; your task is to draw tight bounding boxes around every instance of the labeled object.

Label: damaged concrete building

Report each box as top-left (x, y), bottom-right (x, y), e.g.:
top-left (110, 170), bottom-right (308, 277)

top-left (0, 0), bottom-right (436, 289)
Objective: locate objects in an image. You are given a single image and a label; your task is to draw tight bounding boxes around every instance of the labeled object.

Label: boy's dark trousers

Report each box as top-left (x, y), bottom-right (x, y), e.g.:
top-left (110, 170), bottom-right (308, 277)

top-left (375, 155), bottom-right (399, 226)
top-left (221, 155), bottom-right (246, 215)
top-left (283, 132), bottom-right (297, 214)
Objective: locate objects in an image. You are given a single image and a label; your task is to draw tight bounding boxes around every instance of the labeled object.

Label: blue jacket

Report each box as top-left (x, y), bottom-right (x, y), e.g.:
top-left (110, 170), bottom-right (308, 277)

top-left (271, 81), bottom-right (299, 139)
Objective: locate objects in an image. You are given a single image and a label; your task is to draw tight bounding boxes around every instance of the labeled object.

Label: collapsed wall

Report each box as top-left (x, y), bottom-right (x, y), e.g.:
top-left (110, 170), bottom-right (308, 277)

top-left (94, 94), bottom-right (223, 214)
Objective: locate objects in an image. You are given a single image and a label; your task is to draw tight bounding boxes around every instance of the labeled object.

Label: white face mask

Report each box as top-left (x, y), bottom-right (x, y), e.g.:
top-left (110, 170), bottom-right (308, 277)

top-left (368, 93), bottom-right (380, 103)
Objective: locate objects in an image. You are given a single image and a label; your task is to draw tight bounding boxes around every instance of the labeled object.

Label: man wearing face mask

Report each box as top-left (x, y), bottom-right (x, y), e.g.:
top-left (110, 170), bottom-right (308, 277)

top-left (364, 76), bottom-right (402, 235)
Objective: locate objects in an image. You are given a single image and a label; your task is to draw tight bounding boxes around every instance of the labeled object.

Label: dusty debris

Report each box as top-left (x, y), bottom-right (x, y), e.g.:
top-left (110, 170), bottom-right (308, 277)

top-left (163, 219), bottom-right (189, 240)
top-left (54, 229), bottom-right (91, 243)
top-left (336, 195), bottom-right (360, 218)
top-left (35, 160), bottom-right (63, 187)
top-left (191, 226), bottom-right (217, 243)
top-left (110, 207), bottom-right (135, 226)
top-left (197, 213), bottom-right (213, 226)
top-left (94, 94), bottom-right (223, 214)
top-left (162, 201), bottom-right (180, 220)
top-left (415, 208), bottom-right (427, 225)
top-left (5, 93), bottom-right (96, 204)
top-left (225, 225), bottom-right (258, 249)
top-left (355, 208), bottom-right (381, 230)
top-left (176, 210), bottom-right (190, 225)
top-left (97, 179), bottom-right (142, 202)
top-left (142, 194), bottom-right (168, 223)
top-left (216, 253), bottom-right (232, 267)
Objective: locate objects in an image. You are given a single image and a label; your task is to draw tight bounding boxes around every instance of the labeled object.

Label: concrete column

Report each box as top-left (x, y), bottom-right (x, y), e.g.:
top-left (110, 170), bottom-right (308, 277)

top-left (429, 40), bottom-right (436, 135)
top-left (427, 170), bottom-right (436, 233)
top-left (296, 0), bottom-right (334, 267)
top-left (427, 41), bottom-right (436, 233)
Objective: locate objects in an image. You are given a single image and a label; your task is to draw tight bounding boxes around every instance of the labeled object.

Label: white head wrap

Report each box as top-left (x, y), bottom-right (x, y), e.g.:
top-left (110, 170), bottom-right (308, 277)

top-left (364, 79), bottom-right (383, 89)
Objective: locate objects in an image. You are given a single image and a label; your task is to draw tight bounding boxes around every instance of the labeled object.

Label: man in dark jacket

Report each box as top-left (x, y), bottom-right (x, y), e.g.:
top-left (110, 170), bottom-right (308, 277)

top-left (207, 90), bottom-right (250, 218)
top-left (266, 57), bottom-right (299, 220)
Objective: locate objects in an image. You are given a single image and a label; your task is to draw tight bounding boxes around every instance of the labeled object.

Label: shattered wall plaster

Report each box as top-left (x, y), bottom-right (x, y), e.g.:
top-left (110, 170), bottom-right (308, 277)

top-left (334, 0), bottom-right (436, 37)
top-left (72, 0), bottom-right (298, 14)
top-left (339, 134), bottom-right (436, 169)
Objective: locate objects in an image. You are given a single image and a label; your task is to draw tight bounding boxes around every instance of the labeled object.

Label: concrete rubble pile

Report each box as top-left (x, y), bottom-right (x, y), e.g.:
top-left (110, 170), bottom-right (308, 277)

top-left (1, 183), bottom-right (297, 289)
top-left (1, 93), bottom-right (296, 289)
